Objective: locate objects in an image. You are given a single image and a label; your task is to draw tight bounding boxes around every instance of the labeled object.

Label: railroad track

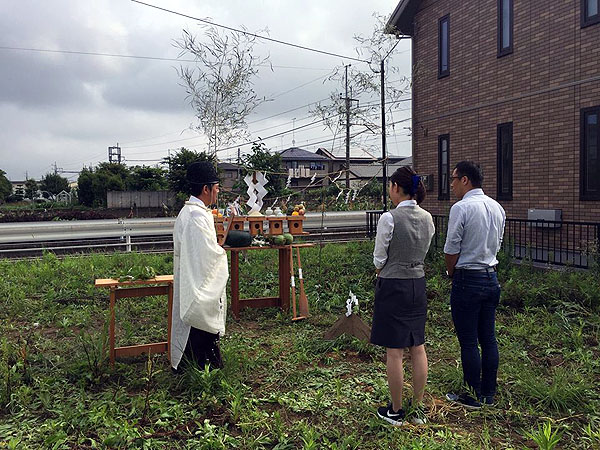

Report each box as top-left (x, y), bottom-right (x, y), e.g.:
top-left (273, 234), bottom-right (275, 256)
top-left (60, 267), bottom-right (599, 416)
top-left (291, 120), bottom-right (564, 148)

top-left (1, 226), bottom-right (370, 260)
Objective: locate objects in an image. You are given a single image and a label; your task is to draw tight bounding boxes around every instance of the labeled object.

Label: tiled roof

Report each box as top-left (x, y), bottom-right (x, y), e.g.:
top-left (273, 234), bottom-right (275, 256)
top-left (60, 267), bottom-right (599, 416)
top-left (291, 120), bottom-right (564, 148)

top-left (279, 147), bottom-right (328, 161)
top-left (316, 147), bottom-right (377, 160)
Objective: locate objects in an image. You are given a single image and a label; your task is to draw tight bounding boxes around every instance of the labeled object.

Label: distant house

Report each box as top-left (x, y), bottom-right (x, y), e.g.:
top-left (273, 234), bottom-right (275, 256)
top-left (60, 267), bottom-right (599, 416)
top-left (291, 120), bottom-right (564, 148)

top-left (278, 146), bottom-right (410, 189)
top-left (217, 162), bottom-right (242, 191)
top-left (348, 156), bottom-right (413, 188)
top-left (10, 180), bottom-right (27, 195)
top-left (315, 148), bottom-right (378, 174)
top-left (279, 147), bottom-right (330, 188)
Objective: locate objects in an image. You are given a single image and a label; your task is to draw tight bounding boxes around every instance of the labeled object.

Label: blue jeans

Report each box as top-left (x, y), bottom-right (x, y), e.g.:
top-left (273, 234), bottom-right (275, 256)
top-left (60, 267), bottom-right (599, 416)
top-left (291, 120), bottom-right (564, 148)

top-left (450, 270), bottom-right (501, 400)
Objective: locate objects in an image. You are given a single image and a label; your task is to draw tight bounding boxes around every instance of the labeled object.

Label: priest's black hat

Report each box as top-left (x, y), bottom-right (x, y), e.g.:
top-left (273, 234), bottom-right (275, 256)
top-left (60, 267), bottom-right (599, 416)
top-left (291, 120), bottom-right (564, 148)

top-left (186, 161), bottom-right (220, 187)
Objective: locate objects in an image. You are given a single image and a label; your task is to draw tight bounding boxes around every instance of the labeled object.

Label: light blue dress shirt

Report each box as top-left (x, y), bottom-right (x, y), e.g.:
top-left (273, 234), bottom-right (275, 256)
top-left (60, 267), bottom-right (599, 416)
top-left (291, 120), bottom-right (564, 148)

top-left (443, 189), bottom-right (506, 269)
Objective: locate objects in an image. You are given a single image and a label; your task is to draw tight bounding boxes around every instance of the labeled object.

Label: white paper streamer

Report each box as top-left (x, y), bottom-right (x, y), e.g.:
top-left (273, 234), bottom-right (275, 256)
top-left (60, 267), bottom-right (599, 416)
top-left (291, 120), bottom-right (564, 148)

top-left (286, 174), bottom-right (292, 188)
top-left (345, 190), bottom-right (351, 204)
top-left (335, 189), bottom-right (344, 202)
top-left (345, 290), bottom-right (358, 317)
top-left (244, 171), bottom-right (269, 213)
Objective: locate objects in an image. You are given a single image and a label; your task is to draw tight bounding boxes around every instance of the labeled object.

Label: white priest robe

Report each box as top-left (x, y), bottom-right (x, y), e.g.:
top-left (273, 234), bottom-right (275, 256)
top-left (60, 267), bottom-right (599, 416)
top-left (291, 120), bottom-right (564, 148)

top-left (170, 196), bottom-right (229, 370)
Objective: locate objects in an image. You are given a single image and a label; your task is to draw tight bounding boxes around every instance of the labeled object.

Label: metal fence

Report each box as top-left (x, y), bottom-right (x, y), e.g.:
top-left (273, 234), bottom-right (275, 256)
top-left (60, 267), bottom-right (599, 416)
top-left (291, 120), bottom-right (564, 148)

top-left (107, 191), bottom-right (176, 209)
top-left (366, 211), bottom-right (600, 269)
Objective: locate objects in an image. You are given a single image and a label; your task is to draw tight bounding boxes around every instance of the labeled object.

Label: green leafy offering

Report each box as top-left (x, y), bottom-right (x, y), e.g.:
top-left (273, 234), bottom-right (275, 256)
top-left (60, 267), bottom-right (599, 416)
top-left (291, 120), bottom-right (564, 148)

top-left (272, 235), bottom-right (286, 246)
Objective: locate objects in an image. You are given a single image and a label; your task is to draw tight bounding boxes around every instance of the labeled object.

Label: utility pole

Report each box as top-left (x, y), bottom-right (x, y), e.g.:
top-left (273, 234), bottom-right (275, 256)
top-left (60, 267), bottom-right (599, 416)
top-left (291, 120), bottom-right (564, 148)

top-left (381, 60), bottom-right (388, 211)
top-left (345, 65), bottom-right (350, 188)
top-left (237, 148), bottom-right (241, 180)
top-left (53, 162), bottom-right (58, 175)
top-left (342, 65), bottom-right (359, 188)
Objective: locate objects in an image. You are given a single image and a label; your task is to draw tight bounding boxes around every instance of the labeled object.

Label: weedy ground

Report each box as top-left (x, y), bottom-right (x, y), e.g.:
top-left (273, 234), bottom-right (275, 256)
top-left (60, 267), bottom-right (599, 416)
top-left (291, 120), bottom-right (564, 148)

top-left (0, 242), bottom-right (599, 449)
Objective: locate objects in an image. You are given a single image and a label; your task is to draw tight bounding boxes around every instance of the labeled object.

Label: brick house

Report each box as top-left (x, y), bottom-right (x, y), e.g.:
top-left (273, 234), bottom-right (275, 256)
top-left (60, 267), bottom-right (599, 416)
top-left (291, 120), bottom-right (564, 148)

top-left (387, 0), bottom-right (600, 222)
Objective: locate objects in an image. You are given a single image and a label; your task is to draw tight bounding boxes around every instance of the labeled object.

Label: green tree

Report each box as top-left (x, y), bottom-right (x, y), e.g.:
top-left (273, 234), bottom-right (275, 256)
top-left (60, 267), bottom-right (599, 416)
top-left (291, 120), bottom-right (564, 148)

top-left (240, 141), bottom-right (284, 196)
top-left (77, 167), bottom-right (94, 206)
top-left (127, 166), bottom-right (168, 191)
top-left (163, 148), bottom-right (215, 195)
top-left (176, 26), bottom-right (268, 155)
top-left (24, 178), bottom-right (38, 199)
top-left (0, 169), bottom-right (11, 203)
top-left (95, 162), bottom-right (131, 181)
top-left (39, 173), bottom-right (70, 195)
top-left (76, 163), bottom-right (130, 207)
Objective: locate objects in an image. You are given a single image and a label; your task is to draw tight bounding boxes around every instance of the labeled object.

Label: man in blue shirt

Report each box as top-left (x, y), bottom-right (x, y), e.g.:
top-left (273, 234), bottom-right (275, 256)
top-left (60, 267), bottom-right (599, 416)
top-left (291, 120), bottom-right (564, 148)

top-left (444, 161), bottom-right (505, 409)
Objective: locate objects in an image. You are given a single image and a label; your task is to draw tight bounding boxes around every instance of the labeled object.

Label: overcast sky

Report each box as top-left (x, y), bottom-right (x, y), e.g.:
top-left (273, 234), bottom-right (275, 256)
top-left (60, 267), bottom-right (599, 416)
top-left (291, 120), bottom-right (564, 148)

top-left (0, 0), bottom-right (411, 182)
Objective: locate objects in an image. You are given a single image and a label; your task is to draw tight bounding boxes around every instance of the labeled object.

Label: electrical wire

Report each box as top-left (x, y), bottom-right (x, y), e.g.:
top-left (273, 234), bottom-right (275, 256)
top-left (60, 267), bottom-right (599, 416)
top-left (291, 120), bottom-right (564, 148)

top-left (0, 45), bottom-right (332, 71)
top-left (130, 0), bottom-right (371, 64)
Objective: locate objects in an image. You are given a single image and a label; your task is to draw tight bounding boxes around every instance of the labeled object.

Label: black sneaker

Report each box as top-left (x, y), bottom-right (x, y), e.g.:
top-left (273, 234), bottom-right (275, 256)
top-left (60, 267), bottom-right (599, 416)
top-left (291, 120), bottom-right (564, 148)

top-left (445, 392), bottom-right (482, 410)
top-left (377, 403), bottom-right (405, 425)
top-left (480, 396), bottom-right (495, 407)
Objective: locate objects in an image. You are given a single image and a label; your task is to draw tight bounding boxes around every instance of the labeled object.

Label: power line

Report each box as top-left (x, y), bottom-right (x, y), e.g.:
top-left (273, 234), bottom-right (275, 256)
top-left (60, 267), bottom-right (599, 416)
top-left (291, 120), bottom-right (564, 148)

top-left (0, 45), bottom-right (332, 71)
top-left (119, 128), bottom-right (195, 146)
top-left (121, 97), bottom-right (412, 152)
top-left (119, 95), bottom-right (411, 150)
top-left (247, 97), bottom-right (330, 124)
top-left (268, 71), bottom-right (334, 99)
top-left (130, 0), bottom-right (371, 64)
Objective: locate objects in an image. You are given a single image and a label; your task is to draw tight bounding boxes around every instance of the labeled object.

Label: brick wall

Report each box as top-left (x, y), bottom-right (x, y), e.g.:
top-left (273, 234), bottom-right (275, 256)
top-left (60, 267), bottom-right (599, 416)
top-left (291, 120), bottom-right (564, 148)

top-left (411, 0), bottom-right (600, 221)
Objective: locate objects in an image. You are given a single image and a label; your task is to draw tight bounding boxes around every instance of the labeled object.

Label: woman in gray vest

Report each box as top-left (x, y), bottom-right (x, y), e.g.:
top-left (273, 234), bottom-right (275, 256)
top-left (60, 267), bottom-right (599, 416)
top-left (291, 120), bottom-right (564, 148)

top-left (372, 166), bottom-right (435, 425)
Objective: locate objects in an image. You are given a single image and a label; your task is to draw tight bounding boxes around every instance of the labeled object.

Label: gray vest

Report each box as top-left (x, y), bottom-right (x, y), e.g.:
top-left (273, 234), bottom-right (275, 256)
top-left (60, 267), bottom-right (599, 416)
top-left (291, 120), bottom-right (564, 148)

top-left (379, 206), bottom-right (435, 279)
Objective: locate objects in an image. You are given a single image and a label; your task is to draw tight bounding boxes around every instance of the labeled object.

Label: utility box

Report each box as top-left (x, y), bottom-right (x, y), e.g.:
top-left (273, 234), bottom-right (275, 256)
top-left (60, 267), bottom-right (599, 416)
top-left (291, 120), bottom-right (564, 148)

top-left (419, 174), bottom-right (434, 192)
top-left (527, 209), bottom-right (562, 228)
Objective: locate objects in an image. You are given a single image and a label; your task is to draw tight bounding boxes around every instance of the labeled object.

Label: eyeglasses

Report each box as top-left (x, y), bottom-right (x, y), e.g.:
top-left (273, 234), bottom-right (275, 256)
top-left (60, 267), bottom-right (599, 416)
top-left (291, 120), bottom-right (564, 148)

top-left (450, 176), bottom-right (462, 181)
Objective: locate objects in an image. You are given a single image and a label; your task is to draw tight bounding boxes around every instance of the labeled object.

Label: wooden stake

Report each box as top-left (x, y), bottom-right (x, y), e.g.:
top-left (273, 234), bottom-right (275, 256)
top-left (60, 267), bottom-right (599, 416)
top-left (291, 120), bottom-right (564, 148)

top-left (290, 245), bottom-right (306, 321)
top-left (295, 246), bottom-right (310, 318)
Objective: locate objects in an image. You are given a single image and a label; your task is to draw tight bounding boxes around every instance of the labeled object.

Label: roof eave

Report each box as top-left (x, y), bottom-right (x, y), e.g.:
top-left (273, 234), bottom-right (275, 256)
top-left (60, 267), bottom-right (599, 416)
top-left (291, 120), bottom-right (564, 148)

top-left (385, 0), bottom-right (419, 37)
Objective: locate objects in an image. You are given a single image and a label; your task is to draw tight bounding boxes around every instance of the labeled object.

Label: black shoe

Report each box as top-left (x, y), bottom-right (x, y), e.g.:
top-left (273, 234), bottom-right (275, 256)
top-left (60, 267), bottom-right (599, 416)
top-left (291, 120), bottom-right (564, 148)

top-left (445, 392), bottom-right (482, 410)
top-left (377, 403), bottom-right (405, 426)
top-left (480, 396), bottom-right (495, 406)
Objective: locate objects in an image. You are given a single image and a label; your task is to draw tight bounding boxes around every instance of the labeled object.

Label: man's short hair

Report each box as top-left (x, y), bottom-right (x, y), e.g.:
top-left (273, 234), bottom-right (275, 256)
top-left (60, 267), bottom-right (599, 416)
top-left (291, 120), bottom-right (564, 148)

top-left (191, 183), bottom-right (217, 198)
top-left (454, 161), bottom-right (483, 188)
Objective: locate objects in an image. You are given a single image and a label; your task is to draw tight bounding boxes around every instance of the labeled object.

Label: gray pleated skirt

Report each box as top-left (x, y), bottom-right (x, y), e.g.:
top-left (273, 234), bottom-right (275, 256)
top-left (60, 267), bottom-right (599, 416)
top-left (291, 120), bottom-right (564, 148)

top-left (370, 277), bottom-right (427, 348)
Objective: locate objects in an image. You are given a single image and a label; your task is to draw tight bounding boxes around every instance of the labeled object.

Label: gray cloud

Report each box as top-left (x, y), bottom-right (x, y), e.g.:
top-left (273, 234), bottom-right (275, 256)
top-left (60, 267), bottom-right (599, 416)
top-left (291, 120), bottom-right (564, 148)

top-left (0, 0), bottom-right (411, 180)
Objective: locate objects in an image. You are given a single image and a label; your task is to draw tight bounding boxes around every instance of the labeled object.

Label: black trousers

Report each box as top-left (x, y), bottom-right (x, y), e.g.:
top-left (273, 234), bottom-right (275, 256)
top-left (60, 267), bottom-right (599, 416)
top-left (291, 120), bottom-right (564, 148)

top-left (181, 327), bottom-right (223, 370)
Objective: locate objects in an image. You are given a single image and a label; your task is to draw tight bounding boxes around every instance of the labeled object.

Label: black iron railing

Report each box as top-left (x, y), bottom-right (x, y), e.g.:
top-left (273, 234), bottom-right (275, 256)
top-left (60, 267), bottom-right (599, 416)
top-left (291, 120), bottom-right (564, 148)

top-left (365, 211), bottom-right (600, 269)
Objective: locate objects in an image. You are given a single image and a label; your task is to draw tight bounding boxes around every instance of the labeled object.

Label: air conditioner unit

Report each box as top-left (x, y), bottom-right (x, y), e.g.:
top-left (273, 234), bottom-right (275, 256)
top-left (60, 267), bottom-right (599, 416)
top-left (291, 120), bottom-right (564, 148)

top-left (527, 209), bottom-right (562, 228)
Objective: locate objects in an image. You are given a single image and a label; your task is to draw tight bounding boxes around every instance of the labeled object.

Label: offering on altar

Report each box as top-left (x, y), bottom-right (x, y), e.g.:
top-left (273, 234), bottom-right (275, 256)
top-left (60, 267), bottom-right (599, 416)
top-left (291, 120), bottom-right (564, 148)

top-left (247, 215), bottom-right (265, 236)
top-left (267, 216), bottom-right (285, 235)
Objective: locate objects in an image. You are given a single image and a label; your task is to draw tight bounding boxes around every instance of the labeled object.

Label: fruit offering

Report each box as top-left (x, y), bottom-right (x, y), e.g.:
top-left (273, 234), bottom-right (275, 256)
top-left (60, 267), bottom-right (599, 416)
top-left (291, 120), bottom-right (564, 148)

top-left (288, 203), bottom-right (306, 216)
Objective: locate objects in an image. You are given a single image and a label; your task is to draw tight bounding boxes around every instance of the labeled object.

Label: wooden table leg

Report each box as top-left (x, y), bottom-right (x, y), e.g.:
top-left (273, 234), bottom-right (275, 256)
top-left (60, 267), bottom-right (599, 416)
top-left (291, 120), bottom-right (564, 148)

top-left (279, 246), bottom-right (291, 313)
top-left (167, 282), bottom-right (173, 362)
top-left (109, 288), bottom-right (116, 367)
top-left (231, 251), bottom-right (240, 319)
